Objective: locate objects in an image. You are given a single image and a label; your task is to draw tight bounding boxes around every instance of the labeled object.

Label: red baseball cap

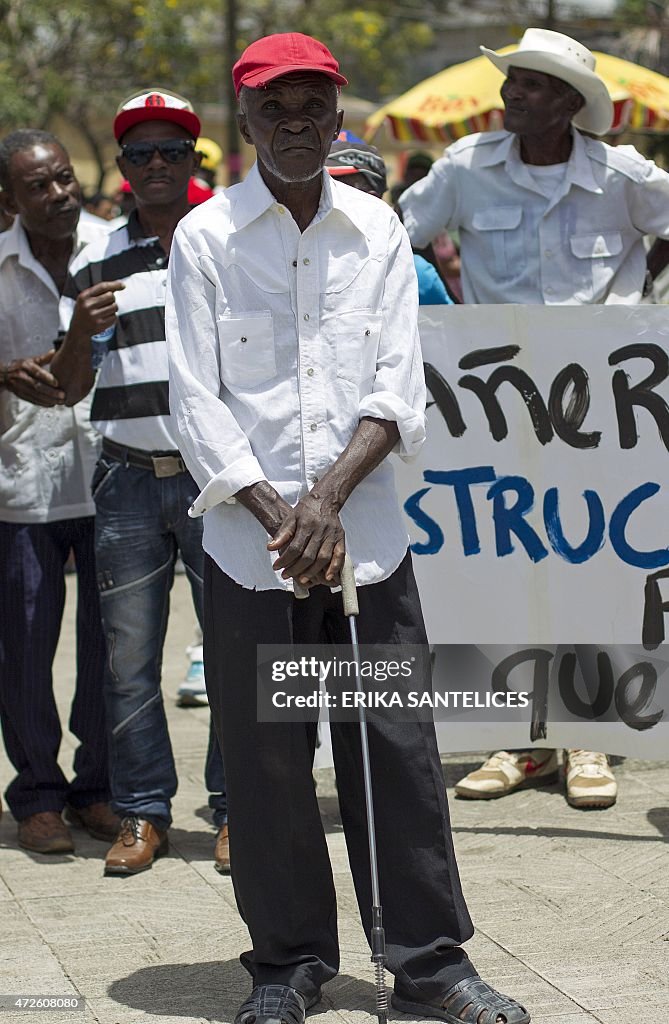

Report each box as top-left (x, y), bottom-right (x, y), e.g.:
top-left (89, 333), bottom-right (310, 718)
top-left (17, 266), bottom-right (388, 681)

top-left (233, 33), bottom-right (347, 98)
top-left (114, 89), bottom-right (201, 142)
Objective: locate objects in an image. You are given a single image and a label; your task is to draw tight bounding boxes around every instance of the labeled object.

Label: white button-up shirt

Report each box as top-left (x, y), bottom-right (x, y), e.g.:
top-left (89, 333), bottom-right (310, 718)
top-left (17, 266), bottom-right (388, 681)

top-left (166, 164), bottom-right (426, 590)
top-left (400, 129), bottom-right (669, 305)
top-left (0, 215), bottom-right (109, 524)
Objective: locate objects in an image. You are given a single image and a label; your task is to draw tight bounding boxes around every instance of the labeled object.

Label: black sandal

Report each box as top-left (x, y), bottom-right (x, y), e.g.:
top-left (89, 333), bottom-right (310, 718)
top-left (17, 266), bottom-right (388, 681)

top-left (235, 985), bottom-right (321, 1024)
top-left (392, 975), bottom-right (530, 1024)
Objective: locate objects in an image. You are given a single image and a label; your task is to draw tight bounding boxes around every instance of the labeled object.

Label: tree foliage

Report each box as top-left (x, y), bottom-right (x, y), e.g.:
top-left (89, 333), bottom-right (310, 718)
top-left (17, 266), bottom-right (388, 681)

top-left (614, 0), bottom-right (669, 74)
top-left (235, 0), bottom-right (434, 100)
top-left (0, 0), bottom-right (437, 184)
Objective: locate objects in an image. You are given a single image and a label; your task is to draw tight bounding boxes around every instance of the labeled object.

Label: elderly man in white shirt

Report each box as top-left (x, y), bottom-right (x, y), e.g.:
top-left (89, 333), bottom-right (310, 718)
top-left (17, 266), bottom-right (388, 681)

top-left (0, 129), bottom-right (117, 855)
top-left (166, 31), bottom-right (531, 1024)
top-left (400, 28), bottom-right (669, 305)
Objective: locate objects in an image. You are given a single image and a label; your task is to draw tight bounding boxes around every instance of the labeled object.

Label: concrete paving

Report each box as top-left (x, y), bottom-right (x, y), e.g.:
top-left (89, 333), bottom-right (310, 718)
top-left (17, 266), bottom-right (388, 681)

top-left (1, 574), bottom-right (668, 1024)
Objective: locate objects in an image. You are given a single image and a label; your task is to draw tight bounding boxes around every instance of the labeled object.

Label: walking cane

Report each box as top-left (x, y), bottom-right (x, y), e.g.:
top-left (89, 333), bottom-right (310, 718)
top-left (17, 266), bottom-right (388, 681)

top-left (294, 555), bottom-right (389, 1024)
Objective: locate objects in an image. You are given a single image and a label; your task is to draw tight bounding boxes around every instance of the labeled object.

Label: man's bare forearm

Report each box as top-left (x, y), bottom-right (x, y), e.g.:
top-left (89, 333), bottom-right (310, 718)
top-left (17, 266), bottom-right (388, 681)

top-left (236, 479), bottom-right (294, 535)
top-left (50, 328), bottom-right (95, 405)
top-left (311, 416), bottom-right (400, 511)
top-left (237, 417), bottom-right (399, 534)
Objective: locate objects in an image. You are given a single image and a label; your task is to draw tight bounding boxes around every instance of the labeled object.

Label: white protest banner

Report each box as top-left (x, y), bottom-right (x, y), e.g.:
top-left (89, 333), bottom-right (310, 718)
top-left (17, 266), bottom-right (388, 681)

top-left (396, 305), bottom-right (669, 759)
top-left (426, 646), bottom-right (669, 759)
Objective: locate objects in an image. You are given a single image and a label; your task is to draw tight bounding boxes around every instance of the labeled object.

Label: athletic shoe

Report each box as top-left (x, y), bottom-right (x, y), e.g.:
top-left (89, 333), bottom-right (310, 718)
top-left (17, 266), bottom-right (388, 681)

top-left (454, 749), bottom-right (559, 799)
top-left (565, 749), bottom-right (617, 808)
top-left (177, 644), bottom-right (208, 707)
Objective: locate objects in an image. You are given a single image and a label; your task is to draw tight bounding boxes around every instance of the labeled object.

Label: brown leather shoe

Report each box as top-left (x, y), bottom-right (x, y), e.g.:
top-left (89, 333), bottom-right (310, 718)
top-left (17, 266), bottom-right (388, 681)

top-left (65, 802), bottom-right (122, 842)
top-left (214, 823), bottom-right (230, 874)
top-left (18, 812), bottom-right (74, 854)
top-left (104, 816), bottom-right (168, 876)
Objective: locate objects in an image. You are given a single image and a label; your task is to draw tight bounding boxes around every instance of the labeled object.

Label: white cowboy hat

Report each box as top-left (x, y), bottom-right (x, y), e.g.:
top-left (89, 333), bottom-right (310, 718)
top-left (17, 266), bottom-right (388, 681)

top-left (480, 28), bottom-right (614, 136)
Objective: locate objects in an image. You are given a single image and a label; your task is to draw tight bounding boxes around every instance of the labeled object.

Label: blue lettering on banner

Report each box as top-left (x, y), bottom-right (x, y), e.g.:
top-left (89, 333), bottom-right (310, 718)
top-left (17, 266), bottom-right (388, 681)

top-left (404, 467), bottom-right (669, 569)
top-left (403, 488), bottom-right (443, 555)
top-left (544, 487), bottom-right (606, 565)
top-left (608, 482), bottom-right (669, 569)
top-left (487, 475), bottom-right (548, 563)
top-left (423, 467), bottom-right (496, 556)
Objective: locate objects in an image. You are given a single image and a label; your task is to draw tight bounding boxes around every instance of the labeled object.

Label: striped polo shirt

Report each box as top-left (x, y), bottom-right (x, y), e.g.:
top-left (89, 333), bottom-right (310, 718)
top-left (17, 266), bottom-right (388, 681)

top-left (60, 210), bottom-right (179, 452)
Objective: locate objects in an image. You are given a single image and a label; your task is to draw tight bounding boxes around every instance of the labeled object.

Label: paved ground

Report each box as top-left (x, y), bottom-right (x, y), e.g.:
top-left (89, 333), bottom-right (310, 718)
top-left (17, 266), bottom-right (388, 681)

top-left (1, 575), bottom-right (668, 1024)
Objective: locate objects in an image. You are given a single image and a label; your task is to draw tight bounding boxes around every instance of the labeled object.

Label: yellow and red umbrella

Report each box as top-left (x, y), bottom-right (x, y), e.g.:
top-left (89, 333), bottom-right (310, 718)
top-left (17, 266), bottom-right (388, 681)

top-left (365, 47), bottom-right (669, 144)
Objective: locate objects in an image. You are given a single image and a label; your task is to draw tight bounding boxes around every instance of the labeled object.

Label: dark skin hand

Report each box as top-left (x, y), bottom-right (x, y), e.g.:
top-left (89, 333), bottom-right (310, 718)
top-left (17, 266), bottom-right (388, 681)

top-left (0, 349), bottom-right (65, 406)
top-left (69, 280), bottom-right (126, 338)
top-left (646, 237), bottom-right (669, 286)
top-left (237, 418), bottom-right (400, 589)
top-left (51, 280), bottom-right (125, 405)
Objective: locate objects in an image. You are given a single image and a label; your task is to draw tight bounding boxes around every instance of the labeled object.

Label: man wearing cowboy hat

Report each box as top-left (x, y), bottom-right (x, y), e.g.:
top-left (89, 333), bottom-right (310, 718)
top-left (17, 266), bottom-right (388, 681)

top-left (400, 27), bottom-right (669, 304)
top-left (401, 28), bottom-right (669, 807)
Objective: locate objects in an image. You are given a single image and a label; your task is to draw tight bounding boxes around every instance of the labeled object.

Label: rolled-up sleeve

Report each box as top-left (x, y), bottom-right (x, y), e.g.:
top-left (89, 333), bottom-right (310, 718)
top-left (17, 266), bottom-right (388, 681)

top-left (358, 217), bottom-right (426, 460)
top-left (165, 225), bottom-right (265, 515)
top-left (627, 156), bottom-right (669, 239)
top-left (399, 152), bottom-right (459, 249)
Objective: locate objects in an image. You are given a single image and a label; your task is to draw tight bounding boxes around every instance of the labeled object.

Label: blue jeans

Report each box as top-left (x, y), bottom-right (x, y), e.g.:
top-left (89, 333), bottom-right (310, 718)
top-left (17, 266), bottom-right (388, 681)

top-left (93, 456), bottom-right (226, 830)
top-left (0, 518), bottom-right (108, 819)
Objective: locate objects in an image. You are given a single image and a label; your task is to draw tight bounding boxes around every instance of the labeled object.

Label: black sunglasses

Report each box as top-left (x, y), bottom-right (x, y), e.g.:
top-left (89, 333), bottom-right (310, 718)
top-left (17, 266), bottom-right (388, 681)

top-left (120, 138), bottom-right (195, 166)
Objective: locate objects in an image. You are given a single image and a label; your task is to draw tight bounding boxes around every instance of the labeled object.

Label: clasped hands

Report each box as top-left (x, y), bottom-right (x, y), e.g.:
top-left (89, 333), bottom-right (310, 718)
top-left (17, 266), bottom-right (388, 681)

top-left (267, 488), bottom-right (346, 590)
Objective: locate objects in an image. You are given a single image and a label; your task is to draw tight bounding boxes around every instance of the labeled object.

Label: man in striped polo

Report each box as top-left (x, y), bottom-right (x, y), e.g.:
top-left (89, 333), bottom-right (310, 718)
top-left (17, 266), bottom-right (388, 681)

top-left (51, 90), bottom-right (228, 876)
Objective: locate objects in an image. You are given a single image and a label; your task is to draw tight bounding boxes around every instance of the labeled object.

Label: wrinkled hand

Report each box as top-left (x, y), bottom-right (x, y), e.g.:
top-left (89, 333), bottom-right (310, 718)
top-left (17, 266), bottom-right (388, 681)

top-left (2, 350), bottom-right (65, 406)
top-left (70, 280), bottom-right (125, 339)
top-left (268, 491), bottom-right (346, 588)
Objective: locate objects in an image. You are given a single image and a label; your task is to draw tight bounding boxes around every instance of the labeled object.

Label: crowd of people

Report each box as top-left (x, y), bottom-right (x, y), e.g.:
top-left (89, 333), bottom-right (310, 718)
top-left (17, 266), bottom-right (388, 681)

top-left (1, 24), bottom-right (668, 1024)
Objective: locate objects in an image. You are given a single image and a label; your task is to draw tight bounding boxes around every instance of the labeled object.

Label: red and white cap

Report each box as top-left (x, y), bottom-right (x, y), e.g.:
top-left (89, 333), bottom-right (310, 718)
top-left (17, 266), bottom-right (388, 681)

top-left (113, 89), bottom-right (201, 142)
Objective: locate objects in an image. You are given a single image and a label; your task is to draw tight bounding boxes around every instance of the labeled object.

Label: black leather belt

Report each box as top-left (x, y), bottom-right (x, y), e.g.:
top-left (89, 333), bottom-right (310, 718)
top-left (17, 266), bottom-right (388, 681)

top-left (102, 438), bottom-right (187, 478)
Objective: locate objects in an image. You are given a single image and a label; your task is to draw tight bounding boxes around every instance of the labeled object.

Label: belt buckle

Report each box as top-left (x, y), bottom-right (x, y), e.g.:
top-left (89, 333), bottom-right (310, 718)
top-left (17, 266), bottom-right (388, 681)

top-left (151, 454), bottom-right (184, 478)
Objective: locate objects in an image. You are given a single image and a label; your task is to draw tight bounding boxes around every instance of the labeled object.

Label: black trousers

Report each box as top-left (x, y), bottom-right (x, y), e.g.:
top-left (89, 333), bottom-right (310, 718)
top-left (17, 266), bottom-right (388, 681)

top-left (204, 550), bottom-right (475, 1002)
top-left (0, 518), bottom-right (109, 819)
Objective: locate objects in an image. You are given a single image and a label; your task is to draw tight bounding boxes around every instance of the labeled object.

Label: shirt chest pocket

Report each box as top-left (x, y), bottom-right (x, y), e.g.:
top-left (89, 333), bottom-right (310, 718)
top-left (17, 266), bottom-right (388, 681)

top-left (569, 232), bottom-right (623, 260)
top-left (471, 206), bottom-right (523, 281)
top-left (569, 232), bottom-right (623, 302)
top-left (216, 312), bottom-right (277, 389)
top-left (332, 311), bottom-right (382, 386)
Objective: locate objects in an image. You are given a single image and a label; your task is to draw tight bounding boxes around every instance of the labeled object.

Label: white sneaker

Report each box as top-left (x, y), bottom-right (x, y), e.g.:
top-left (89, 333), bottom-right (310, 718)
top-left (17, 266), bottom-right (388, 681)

top-left (177, 644), bottom-right (208, 707)
top-left (565, 749), bottom-right (617, 808)
top-left (454, 749), bottom-right (559, 799)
